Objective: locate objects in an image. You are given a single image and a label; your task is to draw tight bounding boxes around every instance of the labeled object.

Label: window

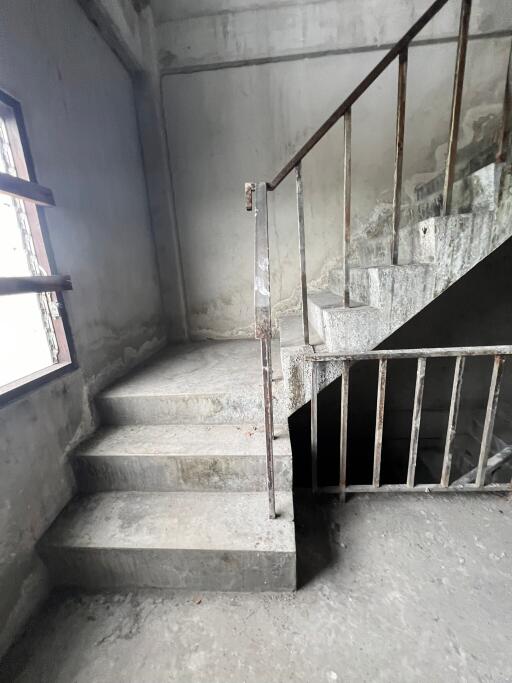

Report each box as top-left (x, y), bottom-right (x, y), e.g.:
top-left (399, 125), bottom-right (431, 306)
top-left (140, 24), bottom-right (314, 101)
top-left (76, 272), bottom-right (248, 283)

top-left (0, 90), bottom-right (75, 404)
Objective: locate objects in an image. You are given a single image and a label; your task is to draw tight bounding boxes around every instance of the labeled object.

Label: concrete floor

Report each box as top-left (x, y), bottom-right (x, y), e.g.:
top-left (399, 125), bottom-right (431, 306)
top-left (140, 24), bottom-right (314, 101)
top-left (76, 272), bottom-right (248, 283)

top-left (1, 492), bottom-right (512, 682)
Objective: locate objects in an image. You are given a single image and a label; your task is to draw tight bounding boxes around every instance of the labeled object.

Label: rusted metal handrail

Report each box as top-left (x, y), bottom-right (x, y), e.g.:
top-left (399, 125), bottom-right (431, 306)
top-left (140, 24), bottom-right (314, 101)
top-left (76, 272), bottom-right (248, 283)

top-left (307, 345), bottom-right (512, 497)
top-left (267, 0), bottom-right (452, 192)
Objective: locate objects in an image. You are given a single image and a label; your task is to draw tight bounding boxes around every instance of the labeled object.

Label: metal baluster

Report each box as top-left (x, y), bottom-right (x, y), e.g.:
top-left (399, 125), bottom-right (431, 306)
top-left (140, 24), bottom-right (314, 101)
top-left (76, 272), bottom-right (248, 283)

top-left (391, 49), bottom-right (408, 265)
top-left (497, 39), bottom-right (512, 163)
top-left (295, 163), bottom-right (310, 345)
top-left (311, 361), bottom-right (319, 494)
top-left (407, 357), bottom-right (427, 487)
top-left (342, 109), bottom-right (351, 307)
top-left (373, 359), bottom-right (388, 488)
top-left (475, 355), bottom-right (505, 488)
top-left (340, 361), bottom-right (350, 496)
top-left (442, 0), bottom-right (472, 216)
top-left (253, 181), bottom-right (276, 518)
top-left (441, 356), bottom-right (465, 487)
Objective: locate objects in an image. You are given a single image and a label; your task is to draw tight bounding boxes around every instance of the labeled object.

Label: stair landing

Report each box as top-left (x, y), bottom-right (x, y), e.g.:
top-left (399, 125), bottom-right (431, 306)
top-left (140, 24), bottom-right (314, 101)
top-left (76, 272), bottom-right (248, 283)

top-left (98, 339), bottom-right (286, 424)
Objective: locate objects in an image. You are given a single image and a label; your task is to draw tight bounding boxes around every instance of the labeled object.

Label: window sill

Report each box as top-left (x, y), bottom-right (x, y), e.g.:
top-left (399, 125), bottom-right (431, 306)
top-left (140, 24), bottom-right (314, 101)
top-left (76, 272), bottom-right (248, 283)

top-left (0, 361), bottom-right (77, 407)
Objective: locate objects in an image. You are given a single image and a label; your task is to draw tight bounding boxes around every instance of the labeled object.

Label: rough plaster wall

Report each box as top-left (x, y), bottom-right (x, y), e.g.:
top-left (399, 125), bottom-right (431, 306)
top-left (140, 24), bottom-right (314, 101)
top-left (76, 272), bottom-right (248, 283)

top-left (0, 0), bottom-right (166, 657)
top-left (157, 0), bottom-right (512, 338)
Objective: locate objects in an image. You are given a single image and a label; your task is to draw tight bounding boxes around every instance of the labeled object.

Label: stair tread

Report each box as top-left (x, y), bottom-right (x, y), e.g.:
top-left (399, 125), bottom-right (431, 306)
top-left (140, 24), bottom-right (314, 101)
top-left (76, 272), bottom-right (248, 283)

top-left (308, 288), bottom-right (377, 311)
top-left (331, 263), bottom-right (432, 275)
top-left (41, 491), bottom-right (295, 553)
top-left (278, 314), bottom-right (323, 348)
top-left (78, 424), bottom-right (291, 458)
top-left (100, 339), bottom-right (283, 399)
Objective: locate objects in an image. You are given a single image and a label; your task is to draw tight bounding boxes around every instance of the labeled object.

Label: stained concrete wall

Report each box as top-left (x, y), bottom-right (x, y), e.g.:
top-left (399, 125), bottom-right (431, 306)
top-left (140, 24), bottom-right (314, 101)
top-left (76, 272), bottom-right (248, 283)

top-left (155, 0), bottom-right (512, 338)
top-left (0, 0), bottom-right (167, 657)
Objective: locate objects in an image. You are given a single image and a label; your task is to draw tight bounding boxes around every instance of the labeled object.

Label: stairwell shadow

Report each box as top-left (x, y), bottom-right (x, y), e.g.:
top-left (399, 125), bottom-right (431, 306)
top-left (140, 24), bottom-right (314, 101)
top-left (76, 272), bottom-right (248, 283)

top-left (293, 491), bottom-right (348, 590)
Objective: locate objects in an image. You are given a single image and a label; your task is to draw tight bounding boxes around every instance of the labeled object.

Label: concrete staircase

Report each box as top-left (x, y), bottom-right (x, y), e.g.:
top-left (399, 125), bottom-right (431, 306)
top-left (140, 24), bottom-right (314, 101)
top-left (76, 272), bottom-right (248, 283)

top-left (39, 341), bottom-right (296, 592)
top-left (280, 163), bottom-right (512, 413)
top-left (38, 161), bottom-right (511, 592)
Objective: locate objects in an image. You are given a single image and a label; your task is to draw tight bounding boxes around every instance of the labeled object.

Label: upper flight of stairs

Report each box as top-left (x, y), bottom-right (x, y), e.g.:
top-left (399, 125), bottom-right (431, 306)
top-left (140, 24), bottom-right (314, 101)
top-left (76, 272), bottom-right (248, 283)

top-left (279, 162), bottom-right (512, 413)
top-left (39, 341), bottom-right (296, 593)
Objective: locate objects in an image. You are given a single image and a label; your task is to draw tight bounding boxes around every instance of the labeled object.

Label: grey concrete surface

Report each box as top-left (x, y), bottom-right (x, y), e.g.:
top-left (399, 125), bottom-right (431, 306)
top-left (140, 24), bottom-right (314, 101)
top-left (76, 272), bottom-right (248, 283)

top-left (153, 0), bottom-right (512, 70)
top-left (75, 424), bottom-right (292, 492)
top-left (98, 340), bottom-right (287, 424)
top-left (3, 492), bottom-right (512, 682)
top-left (39, 491), bottom-right (296, 592)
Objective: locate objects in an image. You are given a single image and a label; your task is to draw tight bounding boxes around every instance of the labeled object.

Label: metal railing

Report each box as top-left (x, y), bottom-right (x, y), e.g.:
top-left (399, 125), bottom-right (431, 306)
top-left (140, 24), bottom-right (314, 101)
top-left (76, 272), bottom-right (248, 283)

top-left (245, 0), bottom-right (512, 516)
top-left (307, 346), bottom-right (512, 496)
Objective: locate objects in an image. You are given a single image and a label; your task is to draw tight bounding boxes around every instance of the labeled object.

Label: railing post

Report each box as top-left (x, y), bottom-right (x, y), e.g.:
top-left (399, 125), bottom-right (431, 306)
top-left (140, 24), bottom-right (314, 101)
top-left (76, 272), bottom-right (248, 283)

top-left (339, 361), bottom-right (350, 498)
top-left (407, 357), bottom-right (426, 487)
top-left (295, 163), bottom-right (310, 345)
top-left (372, 359), bottom-right (387, 488)
top-left (497, 39), bottom-right (512, 164)
top-left (391, 48), bottom-right (408, 265)
top-left (442, 0), bottom-right (472, 216)
top-left (311, 361), bottom-right (319, 493)
top-left (342, 109), bottom-right (351, 307)
top-left (441, 356), bottom-right (465, 487)
top-left (252, 181), bottom-right (276, 519)
top-left (475, 355), bottom-right (505, 488)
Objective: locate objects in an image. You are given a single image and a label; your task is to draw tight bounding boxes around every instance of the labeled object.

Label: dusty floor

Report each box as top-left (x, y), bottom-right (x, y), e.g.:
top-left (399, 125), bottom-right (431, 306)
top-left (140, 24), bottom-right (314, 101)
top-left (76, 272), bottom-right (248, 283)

top-left (1, 492), bottom-right (512, 683)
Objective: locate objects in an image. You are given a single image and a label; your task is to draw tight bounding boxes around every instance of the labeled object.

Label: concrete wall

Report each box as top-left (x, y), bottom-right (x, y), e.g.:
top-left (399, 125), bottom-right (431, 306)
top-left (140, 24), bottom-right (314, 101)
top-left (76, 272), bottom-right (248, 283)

top-left (0, 0), bottom-right (167, 657)
top-left (155, 0), bottom-right (512, 337)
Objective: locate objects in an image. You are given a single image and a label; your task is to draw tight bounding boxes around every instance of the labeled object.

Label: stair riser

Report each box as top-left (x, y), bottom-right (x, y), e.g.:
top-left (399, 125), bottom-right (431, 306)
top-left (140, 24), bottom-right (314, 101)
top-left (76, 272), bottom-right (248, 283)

top-left (41, 547), bottom-right (296, 592)
top-left (74, 454), bottom-right (292, 493)
top-left (98, 394), bottom-right (287, 426)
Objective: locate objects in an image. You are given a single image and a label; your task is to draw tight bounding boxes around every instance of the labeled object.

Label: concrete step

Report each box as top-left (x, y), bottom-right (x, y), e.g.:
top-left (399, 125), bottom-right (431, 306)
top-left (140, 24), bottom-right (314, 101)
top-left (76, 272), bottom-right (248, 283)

top-left (277, 314), bottom-right (331, 415)
top-left (74, 424), bottom-right (292, 493)
top-left (348, 163), bottom-right (502, 270)
top-left (307, 289), bottom-right (382, 353)
top-left (97, 340), bottom-right (287, 425)
top-left (39, 491), bottom-right (296, 592)
top-left (320, 207), bottom-right (511, 354)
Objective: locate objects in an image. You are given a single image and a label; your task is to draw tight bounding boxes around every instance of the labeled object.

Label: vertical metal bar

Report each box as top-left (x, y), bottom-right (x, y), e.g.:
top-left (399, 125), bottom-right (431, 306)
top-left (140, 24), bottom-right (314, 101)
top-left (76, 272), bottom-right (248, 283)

top-left (441, 356), bottom-right (465, 487)
top-left (339, 361), bottom-right (350, 494)
top-left (373, 359), bottom-right (387, 488)
top-left (311, 361), bottom-right (319, 493)
top-left (254, 182), bottom-right (271, 341)
top-left (254, 181), bottom-right (275, 519)
top-left (261, 338), bottom-right (276, 518)
top-left (407, 357), bottom-right (427, 487)
top-left (295, 163), bottom-right (310, 345)
top-left (497, 39), bottom-right (512, 163)
top-left (442, 0), bottom-right (472, 216)
top-left (475, 355), bottom-right (505, 487)
top-left (342, 108), bottom-right (351, 308)
top-left (391, 49), bottom-right (408, 265)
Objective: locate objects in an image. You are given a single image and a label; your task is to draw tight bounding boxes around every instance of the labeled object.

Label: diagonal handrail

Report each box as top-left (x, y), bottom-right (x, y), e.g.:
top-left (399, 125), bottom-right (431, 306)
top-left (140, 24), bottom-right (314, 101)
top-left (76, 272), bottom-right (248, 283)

top-left (267, 0), bottom-right (452, 191)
